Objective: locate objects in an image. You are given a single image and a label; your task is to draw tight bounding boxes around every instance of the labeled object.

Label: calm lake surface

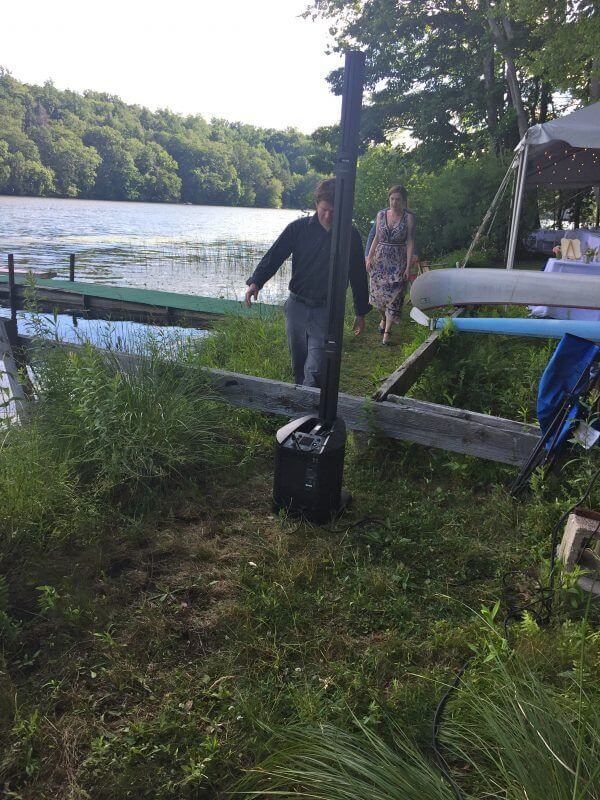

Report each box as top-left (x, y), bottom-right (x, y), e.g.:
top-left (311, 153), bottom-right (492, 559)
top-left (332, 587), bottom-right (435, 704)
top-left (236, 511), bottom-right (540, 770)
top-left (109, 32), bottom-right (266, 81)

top-left (0, 196), bottom-right (303, 304)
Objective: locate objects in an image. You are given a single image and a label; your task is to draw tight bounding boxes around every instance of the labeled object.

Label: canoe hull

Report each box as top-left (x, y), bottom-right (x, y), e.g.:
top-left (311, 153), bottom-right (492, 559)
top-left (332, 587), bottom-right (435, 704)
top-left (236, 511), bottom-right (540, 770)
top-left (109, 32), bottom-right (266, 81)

top-left (410, 268), bottom-right (600, 311)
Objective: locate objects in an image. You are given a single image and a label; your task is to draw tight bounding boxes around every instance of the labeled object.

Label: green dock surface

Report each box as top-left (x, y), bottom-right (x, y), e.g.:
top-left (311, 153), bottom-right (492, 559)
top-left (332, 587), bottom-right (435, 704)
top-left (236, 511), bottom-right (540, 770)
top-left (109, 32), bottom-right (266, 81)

top-left (0, 274), bottom-right (278, 318)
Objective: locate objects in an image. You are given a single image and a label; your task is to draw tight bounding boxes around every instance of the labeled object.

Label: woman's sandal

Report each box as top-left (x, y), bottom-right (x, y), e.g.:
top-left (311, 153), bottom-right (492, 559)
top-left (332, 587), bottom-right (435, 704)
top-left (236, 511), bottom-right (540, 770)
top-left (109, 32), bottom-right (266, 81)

top-left (378, 319), bottom-right (386, 334)
top-left (382, 332), bottom-right (392, 346)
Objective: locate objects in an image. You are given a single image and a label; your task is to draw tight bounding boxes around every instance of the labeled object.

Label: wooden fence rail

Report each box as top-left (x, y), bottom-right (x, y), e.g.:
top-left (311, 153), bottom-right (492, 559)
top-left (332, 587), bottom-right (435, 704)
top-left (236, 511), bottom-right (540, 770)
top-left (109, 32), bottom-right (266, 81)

top-left (18, 335), bottom-right (540, 467)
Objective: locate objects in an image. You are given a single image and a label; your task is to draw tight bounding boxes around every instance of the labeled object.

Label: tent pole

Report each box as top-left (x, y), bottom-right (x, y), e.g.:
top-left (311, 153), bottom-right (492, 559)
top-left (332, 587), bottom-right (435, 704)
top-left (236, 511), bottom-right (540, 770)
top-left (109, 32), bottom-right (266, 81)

top-left (595, 186), bottom-right (599, 229)
top-left (506, 141), bottom-right (529, 269)
top-left (505, 147), bottom-right (524, 269)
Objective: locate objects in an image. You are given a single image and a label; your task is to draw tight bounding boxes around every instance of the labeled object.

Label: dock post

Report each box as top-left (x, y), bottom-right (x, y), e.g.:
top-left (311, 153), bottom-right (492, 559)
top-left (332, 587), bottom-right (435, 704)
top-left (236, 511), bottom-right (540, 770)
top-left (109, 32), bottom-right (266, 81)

top-left (69, 254), bottom-right (75, 282)
top-left (7, 254), bottom-right (18, 347)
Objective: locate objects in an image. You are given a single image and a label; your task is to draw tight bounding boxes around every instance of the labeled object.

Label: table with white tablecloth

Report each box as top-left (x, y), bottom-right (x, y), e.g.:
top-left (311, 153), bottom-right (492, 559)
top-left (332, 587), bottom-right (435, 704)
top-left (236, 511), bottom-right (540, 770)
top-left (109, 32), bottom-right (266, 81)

top-left (523, 228), bottom-right (600, 256)
top-left (529, 258), bottom-right (600, 321)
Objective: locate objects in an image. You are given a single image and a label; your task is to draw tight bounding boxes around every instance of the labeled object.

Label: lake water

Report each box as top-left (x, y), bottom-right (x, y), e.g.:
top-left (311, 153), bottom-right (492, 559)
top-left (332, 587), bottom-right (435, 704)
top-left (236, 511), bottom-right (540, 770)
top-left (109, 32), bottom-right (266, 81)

top-left (0, 196), bottom-right (303, 304)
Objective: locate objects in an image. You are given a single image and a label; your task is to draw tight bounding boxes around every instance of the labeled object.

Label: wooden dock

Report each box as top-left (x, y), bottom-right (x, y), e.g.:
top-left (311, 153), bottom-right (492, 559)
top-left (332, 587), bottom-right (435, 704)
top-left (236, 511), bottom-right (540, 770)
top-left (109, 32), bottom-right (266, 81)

top-left (0, 274), bottom-right (277, 328)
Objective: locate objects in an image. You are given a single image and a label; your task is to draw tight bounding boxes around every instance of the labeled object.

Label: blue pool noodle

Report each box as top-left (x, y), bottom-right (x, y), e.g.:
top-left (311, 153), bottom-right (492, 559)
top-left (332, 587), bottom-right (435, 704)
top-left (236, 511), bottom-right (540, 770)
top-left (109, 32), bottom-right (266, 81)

top-left (433, 316), bottom-right (600, 340)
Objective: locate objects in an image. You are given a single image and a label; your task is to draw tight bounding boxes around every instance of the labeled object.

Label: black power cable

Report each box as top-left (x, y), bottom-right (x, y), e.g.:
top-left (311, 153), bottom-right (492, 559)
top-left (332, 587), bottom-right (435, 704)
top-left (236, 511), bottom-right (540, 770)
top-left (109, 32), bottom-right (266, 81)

top-left (431, 661), bottom-right (471, 800)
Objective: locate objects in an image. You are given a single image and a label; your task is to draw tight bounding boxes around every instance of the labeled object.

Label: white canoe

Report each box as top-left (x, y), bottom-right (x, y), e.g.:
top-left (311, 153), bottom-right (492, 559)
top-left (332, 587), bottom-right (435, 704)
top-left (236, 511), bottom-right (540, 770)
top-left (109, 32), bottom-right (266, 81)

top-left (410, 268), bottom-right (600, 311)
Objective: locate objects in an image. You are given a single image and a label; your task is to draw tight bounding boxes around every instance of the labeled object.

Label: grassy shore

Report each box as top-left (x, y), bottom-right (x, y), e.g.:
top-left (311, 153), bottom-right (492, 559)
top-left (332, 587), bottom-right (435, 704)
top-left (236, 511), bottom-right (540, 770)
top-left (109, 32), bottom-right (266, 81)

top-left (1, 299), bottom-right (599, 799)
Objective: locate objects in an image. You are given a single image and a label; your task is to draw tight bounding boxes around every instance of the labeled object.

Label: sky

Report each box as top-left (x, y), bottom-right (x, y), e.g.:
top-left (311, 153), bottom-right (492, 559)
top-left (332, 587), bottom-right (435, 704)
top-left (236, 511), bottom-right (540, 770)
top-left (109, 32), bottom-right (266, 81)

top-left (2, 0), bottom-right (344, 133)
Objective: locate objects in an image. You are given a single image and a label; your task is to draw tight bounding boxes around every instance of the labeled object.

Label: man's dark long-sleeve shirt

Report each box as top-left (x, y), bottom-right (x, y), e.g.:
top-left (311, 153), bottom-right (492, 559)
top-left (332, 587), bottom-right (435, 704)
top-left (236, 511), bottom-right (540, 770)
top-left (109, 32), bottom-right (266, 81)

top-left (246, 213), bottom-right (371, 316)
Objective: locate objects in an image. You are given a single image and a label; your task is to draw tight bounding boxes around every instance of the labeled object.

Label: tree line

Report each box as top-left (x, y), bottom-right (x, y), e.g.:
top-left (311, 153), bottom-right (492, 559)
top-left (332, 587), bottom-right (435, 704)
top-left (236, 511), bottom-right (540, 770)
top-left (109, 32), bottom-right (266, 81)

top-left (311, 0), bottom-right (598, 162)
top-left (311, 0), bottom-right (599, 255)
top-left (0, 69), bottom-right (336, 208)
top-left (1, 0), bottom-right (598, 254)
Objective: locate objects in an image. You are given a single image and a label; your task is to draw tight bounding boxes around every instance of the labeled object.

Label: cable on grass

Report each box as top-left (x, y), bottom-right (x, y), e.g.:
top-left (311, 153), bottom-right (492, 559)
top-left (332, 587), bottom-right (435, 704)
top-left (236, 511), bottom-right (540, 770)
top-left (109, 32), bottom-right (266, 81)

top-left (431, 660), bottom-right (471, 800)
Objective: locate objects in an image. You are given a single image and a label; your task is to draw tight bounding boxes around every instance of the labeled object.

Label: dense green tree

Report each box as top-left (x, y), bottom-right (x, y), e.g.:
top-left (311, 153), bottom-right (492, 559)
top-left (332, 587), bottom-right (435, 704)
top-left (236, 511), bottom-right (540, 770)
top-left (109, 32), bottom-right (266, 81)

top-left (307, 0), bottom-right (597, 158)
top-left (0, 70), bottom-right (327, 208)
top-left (134, 141), bottom-right (182, 202)
top-left (353, 145), bottom-right (409, 234)
top-left (232, 141), bottom-right (283, 207)
top-left (187, 140), bottom-right (241, 205)
top-left (83, 126), bottom-right (141, 200)
top-left (31, 123), bottom-right (100, 196)
top-left (282, 169), bottom-right (327, 208)
top-left (353, 143), bottom-right (512, 256)
top-left (1, 150), bottom-right (56, 195)
top-left (308, 125), bottom-right (338, 173)
top-left (0, 140), bottom-right (12, 189)
top-left (511, 0), bottom-right (600, 103)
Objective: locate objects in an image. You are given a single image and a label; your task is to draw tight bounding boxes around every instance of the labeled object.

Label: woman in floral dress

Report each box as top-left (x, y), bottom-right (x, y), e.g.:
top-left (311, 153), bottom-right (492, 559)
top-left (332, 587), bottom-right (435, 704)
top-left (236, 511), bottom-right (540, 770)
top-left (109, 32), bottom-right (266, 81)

top-left (366, 185), bottom-right (415, 345)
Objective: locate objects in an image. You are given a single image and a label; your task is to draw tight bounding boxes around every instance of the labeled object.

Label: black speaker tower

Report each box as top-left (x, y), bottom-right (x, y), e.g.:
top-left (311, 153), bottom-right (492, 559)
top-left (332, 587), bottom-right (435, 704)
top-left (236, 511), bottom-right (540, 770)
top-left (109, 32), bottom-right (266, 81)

top-left (273, 51), bottom-right (366, 523)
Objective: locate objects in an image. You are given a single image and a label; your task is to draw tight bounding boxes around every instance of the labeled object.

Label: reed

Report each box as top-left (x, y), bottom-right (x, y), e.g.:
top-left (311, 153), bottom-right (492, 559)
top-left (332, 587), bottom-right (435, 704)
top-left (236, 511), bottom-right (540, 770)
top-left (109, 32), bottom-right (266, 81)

top-left (0, 331), bottom-right (236, 555)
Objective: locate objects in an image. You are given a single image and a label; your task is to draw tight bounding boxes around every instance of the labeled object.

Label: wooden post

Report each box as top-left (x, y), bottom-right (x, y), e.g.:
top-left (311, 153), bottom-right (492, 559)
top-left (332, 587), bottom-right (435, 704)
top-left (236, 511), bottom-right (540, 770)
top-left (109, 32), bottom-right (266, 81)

top-left (0, 319), bottom-right (27, 423)
top-left (70, 255), bottom-right (77, 324)
top-left (7, 254), bottom-right (18, 346)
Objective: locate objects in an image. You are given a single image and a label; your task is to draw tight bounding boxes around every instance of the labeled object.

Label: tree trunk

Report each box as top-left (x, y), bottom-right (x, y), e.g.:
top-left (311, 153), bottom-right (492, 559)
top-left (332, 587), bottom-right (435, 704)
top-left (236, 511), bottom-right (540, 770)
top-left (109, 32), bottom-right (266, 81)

top-left (482, 50), bottom-right (499, 147)
top-left (530, 78), bottom-right (540, 124)
top-left (539, 83), bottom-right (551, 123)
top-left (486, 11), bottom-right (529, 139)
top-left (590, 56), bottom-right (600, 102)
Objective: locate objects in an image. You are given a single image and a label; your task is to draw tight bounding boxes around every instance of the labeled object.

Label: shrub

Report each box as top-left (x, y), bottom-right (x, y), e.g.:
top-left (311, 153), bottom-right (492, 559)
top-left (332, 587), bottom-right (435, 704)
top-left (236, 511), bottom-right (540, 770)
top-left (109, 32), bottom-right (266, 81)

top-left (354, 147), bottom-right (512, 258)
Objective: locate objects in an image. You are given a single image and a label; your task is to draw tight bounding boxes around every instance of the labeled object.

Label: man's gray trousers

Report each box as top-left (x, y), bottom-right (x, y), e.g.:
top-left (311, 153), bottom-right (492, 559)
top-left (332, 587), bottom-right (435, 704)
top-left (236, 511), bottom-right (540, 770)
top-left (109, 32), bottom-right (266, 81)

top-left (284, 293), bottom-right (328, 387)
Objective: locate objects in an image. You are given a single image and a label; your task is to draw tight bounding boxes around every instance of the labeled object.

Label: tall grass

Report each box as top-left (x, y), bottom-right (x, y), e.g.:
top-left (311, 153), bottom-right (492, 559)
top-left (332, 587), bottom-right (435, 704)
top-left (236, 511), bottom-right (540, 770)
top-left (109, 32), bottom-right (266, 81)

top-left (237, 630), bottom-right (600, 800)
top-left (197, 311), bottom-right (291, 382)
top-left (0, 334), bottom-right (236, 556)
top-left (442, 638), bottom-right (600, 800)
top-left (33, 341), bottom-right (230, 499)
top-left (0, 422), bottom-right (91, 550)
top-left (237, 722), bottom-right (455, 800)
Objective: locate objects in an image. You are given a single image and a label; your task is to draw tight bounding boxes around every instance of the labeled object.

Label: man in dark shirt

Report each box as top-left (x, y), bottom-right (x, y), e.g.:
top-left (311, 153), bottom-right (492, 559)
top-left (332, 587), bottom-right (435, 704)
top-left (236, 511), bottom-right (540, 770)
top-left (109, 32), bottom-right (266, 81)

top-left (244, 178), bottom-right (370, 387)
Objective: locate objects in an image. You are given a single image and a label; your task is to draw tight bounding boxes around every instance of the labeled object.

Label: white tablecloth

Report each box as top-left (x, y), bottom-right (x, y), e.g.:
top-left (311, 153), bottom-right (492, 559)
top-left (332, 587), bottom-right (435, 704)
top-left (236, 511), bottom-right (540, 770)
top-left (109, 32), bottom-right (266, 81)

top-left (529, 259), bottom-right (600, 321)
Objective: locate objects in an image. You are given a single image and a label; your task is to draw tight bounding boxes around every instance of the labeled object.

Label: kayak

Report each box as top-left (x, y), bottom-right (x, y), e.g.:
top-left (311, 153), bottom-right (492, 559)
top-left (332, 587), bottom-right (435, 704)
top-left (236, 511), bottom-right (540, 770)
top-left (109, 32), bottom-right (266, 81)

top-left (410, 268), bottom-right (600, 311)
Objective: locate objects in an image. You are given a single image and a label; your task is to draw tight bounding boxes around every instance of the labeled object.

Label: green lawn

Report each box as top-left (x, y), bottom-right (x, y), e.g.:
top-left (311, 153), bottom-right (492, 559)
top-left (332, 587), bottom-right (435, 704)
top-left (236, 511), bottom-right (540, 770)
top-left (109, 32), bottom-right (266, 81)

top-left (1, 298), bottom-right (598, 799)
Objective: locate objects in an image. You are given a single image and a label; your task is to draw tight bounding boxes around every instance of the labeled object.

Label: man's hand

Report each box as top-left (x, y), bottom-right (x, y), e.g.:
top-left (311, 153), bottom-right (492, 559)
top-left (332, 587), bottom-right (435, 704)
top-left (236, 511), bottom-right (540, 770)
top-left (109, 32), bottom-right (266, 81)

top-left (353, 315), bottom-right (365, 336)
top-left (244, 283), bottom-right (259, 307)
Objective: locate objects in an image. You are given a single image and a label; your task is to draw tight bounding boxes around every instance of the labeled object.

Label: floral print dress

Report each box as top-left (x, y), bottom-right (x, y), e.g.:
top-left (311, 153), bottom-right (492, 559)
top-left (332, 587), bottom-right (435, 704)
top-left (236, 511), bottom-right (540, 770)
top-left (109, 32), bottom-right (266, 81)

top-left (369, 208), bottom-right (410, 323)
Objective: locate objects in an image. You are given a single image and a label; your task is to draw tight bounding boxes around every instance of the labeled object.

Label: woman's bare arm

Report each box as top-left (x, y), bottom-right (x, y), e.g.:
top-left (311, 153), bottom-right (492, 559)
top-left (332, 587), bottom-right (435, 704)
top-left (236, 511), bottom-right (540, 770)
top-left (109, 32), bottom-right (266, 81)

top-left (366, 213), bottom-right (380, 270)
top-left (405, 212), bottom-right (415, 278)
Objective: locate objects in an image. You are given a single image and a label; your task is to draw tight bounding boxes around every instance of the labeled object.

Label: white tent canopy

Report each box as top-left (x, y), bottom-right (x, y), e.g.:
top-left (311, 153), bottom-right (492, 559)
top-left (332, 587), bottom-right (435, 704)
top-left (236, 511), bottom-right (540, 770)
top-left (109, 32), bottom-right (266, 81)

top-left (507, 101), bottom-right (600, 268)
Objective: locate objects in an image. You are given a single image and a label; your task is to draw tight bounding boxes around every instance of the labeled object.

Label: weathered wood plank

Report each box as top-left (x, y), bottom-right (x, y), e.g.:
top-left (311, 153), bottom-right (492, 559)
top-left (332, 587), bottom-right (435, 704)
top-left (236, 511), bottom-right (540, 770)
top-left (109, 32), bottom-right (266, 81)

top-left (386, 394), bottom-right (538, 436)
top-left (373, 308), bottom-right (463, 401)
top-left (207, 369), bottom-right (538, 466)
top-left (0, 321), bottom-right (27, 423)
top-left (17, 336), bottom-right (539, 466)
